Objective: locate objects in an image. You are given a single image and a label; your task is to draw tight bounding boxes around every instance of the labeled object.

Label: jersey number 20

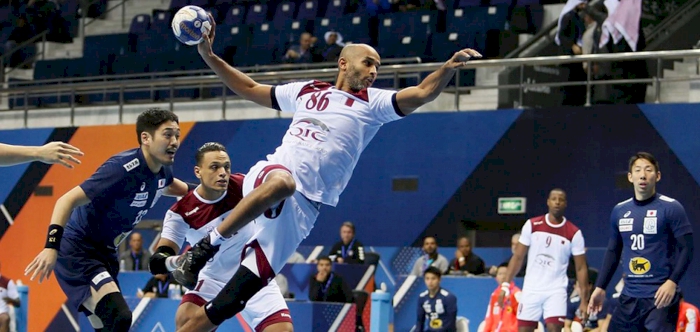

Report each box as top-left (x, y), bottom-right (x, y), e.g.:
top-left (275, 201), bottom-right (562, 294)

top-left (631, 234), bottom-right (645, 250)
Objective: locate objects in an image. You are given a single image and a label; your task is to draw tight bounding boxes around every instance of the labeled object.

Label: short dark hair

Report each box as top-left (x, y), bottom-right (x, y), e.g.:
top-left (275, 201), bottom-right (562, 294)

top-left (423, 236), bottom-right (436, 243)
top-left (424, 266), bottom-right (442, 278)
top-left (317, 256), bottom-right (332, 264)
top-left (549, 188), bottom-right (567, 198)
top-left (341, 221), bottom-right (355, 233)
top-left (135, 108), bottom-right (179, 145)
top-left (629, 152), bottom-right (660, 173)
top-left (195, 142), bottom-right (227, 166)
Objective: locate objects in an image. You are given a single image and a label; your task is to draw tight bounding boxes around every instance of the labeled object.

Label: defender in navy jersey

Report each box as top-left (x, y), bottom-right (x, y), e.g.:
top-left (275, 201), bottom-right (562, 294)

top-left (24, 109), bottom-right (190, 332)
top-left (590, 152), bottom-right (694, 332)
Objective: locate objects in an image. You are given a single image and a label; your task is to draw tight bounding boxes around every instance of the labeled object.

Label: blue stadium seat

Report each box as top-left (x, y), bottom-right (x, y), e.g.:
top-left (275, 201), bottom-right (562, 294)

top-left (278, 20), bottom-right (314, 48)
top-left (323, 0), bottom-right (347, 19)
top-left (378, 33), bottom-right (429, 59)
top-left (489, 0), bottom-right (513, 4)
top-left (33, 59), bottom-right (72, 106)
top-left (129, 14), bottom-right (151, 35)
top-left (244, 3), bottom-right (269, 25)
top-left (221, 5), bottom-right (247, 26)
top-left (313, 17), bottom-right (338, 39)
top-left (212, 24), bottom-right (252, 64)
top-left (84, 33), bottom-right (129, 75)
top-left (142, 10), bottom-right (177, 55)
top-left (241, 22), bottom-right (282, 66)
top-left (378, 11), bottom-right (437, 49)
top-left (455, 0), bottom-right (483, 7)
top-left (169, 0), bottom-right (189, 11)
top-left (517, 0), bottom-right (540, 4)
top-left (272, 1), bottom-right (296, 27)
top-left (189, 0), bottom-right (211, 8)
top-left (60, 0), bottom-right (81, 38)
top-left (338, 14), bottom-right (371, 45)
top-left (446, 6), bottom-right (490, 35)
top-left (149, 49), bottom-right (203, 100)
top-left (426, 32), bottom-right (476, 86)
top-left (296, 1), bottom-right (320, 21)
top-left (106, 55), bottom-right (153, 103)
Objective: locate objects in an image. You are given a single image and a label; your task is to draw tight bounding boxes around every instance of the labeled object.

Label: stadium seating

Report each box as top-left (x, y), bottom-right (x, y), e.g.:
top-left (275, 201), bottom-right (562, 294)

top-left (8, 0), bottom-right (548, 108)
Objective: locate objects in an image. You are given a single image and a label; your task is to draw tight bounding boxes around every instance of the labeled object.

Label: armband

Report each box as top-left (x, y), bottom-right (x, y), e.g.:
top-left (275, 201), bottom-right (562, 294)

top-left (149, 246), bottom-right (177, 275)
top-left (45, 224), bottom-right (64, 250)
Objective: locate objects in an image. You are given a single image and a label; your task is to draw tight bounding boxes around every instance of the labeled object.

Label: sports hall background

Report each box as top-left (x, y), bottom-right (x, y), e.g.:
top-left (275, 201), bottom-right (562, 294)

top-left (0, 103), bottom-right (699, 331)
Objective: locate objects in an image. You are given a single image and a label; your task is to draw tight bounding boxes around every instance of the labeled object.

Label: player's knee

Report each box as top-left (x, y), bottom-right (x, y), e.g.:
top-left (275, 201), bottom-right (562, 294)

top-left (175, 304), bottom-right (199, 328)
top-left (0, 313), bottom-right (9, 326)
top-left (94, 292), bottom-right (132, 332)
top-left (262, 322), bottom-right (294, 332)
top-left (266, 171), bottom-right (296, 198)
top-left (112, 308), bottom-right (132, 331)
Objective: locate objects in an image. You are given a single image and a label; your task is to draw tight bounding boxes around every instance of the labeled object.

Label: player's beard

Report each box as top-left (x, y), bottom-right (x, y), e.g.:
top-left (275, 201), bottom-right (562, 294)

top-left (346, 65), bottom-right (367, 91)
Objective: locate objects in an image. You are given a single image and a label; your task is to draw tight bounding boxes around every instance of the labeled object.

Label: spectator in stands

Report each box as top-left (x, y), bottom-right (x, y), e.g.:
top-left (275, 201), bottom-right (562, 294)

top-left (308, 256), bottom-right (354, 303)
top-left (313, 31), bottom-right (344, 63)
top-left (677, 293), bottom-right (700, 332)
top-left (412, 236), bottom-right (449, 276)
top-left (284, 32), bottom-right (315, 64)
top-left (0, 262), bottom-right (20, 332)
top-left (6, 14), bottom-right (37, 69)
top-left (491, 233), bottom-right (526, 277)
top-left (119, 232), bottom-right (151, 271)
top-left (449, 236), bottom-right (486, 275)
top-left (556, 0), bottom-right (588, 106)
top-left (328, 221), bottom-right (365, 264)
top-left (581, 2), bottom-right (613, 104)
top-left (138, 273), bottom-right (178, 299)
top-left (484, 263), bottom-right (520, 332)
top-left (287, 251), bottom-right (306, 264)
top-left (599, 0), bottom-right (648, 104)
top-left (565, 268), bottom-right (610, 332)
top-left (416, 266), bottom-right (457, 332)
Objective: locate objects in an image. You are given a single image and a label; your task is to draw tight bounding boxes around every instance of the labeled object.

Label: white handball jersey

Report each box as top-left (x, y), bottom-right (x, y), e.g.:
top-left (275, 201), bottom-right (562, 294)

top-left (160, 174), bottom-right (257, 283)
top-left (0, 275), bottom-right (18, 315)
top-left (269, 80), bottom-right (404, 206)
top-left (519, 214), bottom-right (585, 292)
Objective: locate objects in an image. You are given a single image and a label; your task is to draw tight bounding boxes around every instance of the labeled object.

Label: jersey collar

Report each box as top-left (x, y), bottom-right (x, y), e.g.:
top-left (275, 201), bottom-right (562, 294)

top-left (193, 187), bottom-right (227, 204)
top-left (545, 213), bottom-right (567, 228)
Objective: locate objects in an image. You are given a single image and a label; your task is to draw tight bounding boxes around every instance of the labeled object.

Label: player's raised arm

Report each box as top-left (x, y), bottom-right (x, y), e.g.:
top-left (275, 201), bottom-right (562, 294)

top-left (164, 178), bottom-right (190, 197)
top-left (24, 186), bottom-right (91, 283)
top-left (0, 142), bottom-right (83, 168)
top-left (395, 48), bottom-right (482, 115)
top-left (197, 14), bottom-right (273, 108)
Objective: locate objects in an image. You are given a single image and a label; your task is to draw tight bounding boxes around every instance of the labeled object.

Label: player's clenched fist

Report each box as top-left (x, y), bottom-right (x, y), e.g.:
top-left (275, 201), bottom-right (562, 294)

top-left (445, 48), bottom-right (483, 69)
top-left (24, 248), bottom-right (58, 283)
top-left (173, 235), bottom-right (220, 289)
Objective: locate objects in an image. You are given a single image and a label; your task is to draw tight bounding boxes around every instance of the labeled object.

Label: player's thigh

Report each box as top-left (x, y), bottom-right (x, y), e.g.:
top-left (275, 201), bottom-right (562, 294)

top-left (241, 160), bottom-right (293, 198)
top-left (240, 281), bottom-right (292, 331)
top-left (176, 302), bottom-right (203, 329)
top-left (644, 293), bottom-right (680, 332)
top-left (0, 312), bottom-right (9, 326)
top-left (516, 291), bottom-right (545, 324)
top-left (608, 294), bottom-right (643, 332)
top-left (80, 281), bottom-right (121, 313)
top-left (542, 289), bottom-right (567, 326)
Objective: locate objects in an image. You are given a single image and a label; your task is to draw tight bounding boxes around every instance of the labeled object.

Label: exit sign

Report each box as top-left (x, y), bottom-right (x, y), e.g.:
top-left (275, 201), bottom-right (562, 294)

top-left (498, 197), bottom-right (527, 214)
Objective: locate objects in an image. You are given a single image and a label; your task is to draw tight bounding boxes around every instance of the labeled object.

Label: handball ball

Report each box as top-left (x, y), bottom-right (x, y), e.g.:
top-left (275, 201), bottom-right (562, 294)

top-left (171, 5), bottom-right (211, 46)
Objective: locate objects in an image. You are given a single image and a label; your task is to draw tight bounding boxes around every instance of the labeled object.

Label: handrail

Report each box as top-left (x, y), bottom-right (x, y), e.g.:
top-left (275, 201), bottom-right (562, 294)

top-left (5, 48), bottom-right (699, 94)
top-left (82, 0), bottom-right (130, 37)
top-left (6, 57), bottom-right (422, 88)
top-left (0, 30), bottom-right (49, 82)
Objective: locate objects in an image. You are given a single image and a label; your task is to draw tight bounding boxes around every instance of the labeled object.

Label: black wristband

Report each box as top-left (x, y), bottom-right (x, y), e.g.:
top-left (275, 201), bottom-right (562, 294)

top-left (45, 224), bottom-right (64, 250)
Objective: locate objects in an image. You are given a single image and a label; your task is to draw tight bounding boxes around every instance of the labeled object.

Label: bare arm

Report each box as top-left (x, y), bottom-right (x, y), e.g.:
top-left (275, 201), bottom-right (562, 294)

top-left (164, 178), bottom-right (189, 197)
top-left (573, 254), bottom-right (590, 305)
top-left (197, 14), bottom-right (273, 108)
top-left (396, 48), bottom-right (482, 115)
top-left (0, 142), bottom-right (83, 168)
top-left (50, 186), bottom-right (91, 228)
top-left (504, 243), bottom-right (528, 283)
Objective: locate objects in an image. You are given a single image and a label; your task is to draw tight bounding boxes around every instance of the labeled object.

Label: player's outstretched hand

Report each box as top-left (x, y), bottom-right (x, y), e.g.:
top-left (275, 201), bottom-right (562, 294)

top-left (172, 235), bottom-right (220, 289)
top-left (654, 280), bottom-right (677, 309)
top-left (24, 249), bottom-right (58, 283)
top-left (587, 287), bottom-right (606, 315)
top-left (37, 142), bottom-right (84, 168)
top-left (444, 48), bottom-right (482, 69)
top-left (197, 12), bottom-right (216, 57)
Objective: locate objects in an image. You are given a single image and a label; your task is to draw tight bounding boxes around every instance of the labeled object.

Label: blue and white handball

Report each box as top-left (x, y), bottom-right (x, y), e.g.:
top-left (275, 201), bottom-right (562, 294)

top-left (171, 5), bottom-right (212, 46)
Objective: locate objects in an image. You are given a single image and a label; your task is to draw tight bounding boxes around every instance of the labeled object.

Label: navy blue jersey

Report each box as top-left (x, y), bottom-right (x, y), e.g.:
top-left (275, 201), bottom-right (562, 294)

top-left (610, 194), bottom-right (693, 298)
top-left (64, 148), bottom-right (173, 250)
top-left (567, 295), bottom-right (608, 328)
top-left (416, 288), bottom-right (457, 332)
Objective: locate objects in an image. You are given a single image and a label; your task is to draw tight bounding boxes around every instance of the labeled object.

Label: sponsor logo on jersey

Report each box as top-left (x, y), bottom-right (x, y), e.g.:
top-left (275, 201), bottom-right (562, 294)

top-left (135, 192), bottom-right (148, 200)
top-left (535, 253), bottom-right (555, 268)
top-left (624, 211), bottom-right (631, 217)
top-left (430, 318), bottom-right (443, 329)
top-left (643, 217), bottom-right (657, 234)
top-left (646, 210), bottom-right (657, 217)
top-left (619, 218), bottom-right (633, 225)
top-left (281, 312), bottom-right (291, 318)
top-left (289, 118), bottom-right (330, 142)
top-left (123, 158), bottom-right (140, 172)
top-left (140, 182), bottom-right (146, 191)
top-left (533, 221), bottom-right (543, 225)
top-left (185, 206), bottom-right (200, 217)
top-left (130, 191), bottom-right (148, 207)
top-left (91, 271), bottom-right (111, 286)
top-left (619, 225), bottom-right (633, 232)
top-left (629, 257), bottom-right (651, 275)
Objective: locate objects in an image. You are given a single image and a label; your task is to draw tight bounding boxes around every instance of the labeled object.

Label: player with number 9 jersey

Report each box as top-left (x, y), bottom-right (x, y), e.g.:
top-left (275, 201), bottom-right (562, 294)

top-left (24, 109), bottom-right (190, 331)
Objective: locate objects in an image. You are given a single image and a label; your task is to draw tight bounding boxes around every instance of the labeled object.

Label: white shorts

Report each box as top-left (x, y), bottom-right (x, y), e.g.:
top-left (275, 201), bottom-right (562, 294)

top-left (516, 289), bottom-right (568, 324)
top-left (181, 278), bottom-right (290, 330)
top-left (240, 160), bottom-right (321, 279)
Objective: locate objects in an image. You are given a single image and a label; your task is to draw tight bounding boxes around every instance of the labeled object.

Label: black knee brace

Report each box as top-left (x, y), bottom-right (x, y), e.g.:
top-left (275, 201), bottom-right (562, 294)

top-left (94, 292), bottom-right (132, 332)
top-left (204, 266), bottom-right (264, 325)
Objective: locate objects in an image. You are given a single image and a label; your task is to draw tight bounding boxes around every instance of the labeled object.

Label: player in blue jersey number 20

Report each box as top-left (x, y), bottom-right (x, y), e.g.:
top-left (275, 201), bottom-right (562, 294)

top-left (589, 152), bottom-right (694, 332)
